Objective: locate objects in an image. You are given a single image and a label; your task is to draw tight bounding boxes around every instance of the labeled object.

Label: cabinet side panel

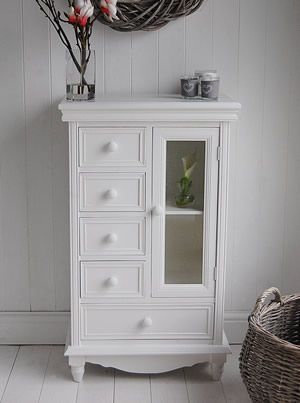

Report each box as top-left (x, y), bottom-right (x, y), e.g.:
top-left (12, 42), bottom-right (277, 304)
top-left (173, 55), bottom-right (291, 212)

top-left (214, 122), bottom-right (230, 344)
top-left (69, 123), bottom-right (80, 346)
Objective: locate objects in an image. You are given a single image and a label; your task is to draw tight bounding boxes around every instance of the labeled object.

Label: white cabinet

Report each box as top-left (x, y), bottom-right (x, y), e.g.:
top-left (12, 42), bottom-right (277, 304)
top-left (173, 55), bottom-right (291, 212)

top-left (59, 96), bottom-right (240, 383)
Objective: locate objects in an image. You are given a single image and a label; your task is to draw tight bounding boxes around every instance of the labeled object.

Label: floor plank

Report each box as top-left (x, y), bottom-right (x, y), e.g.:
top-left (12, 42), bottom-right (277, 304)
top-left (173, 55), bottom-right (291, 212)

top-left (150, 369), bottom-right (189, 403)
top-left (185, 363), bottom-right (226, 403)
top-left (39, 346), bottom-right (78, 403)
top-left (1, 346), bottom-right (50, 403)
top-left (221, 345), bottom-right (251, 403)
top-left (0, 345), bottom-right (253, 403)
top-left (0, 346), bottom-right (19, 400)
top-left (114, 370), bottom-right (151, 403)
top-left (77, 364), bottom-right (114, 403)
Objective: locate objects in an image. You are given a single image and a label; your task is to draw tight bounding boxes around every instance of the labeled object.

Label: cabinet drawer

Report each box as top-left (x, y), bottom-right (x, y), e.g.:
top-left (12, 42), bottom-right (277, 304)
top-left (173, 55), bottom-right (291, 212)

top-left (81, 261), bottom-right (144, 299)
top-left (79, 127), bottom-right (146, 167)
top-left (79, 172), bottom-right (146, 212)
top-left (80, 217), bottom-right (146, 258)
top-left (81, 305), bottom-right (213, 340)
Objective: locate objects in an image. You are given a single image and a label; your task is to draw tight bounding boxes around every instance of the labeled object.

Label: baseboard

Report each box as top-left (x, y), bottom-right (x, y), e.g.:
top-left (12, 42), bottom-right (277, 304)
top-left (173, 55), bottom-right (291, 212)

top-left (0, 312), bottom-right (69, 344)
top-left (0, 311), bottom-right (249, 345)
top-left (224, 311), bottom-right (249, 344)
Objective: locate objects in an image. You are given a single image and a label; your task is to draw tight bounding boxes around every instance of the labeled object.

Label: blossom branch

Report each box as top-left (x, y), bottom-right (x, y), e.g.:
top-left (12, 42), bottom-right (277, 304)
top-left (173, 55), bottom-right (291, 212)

top-left (34, 0), bottom-right (119, 90)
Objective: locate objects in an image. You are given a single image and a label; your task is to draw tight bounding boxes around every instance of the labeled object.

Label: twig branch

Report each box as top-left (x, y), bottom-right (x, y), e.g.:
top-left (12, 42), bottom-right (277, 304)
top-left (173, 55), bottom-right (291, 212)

top-left (34, 0), bottom-right (91, 85)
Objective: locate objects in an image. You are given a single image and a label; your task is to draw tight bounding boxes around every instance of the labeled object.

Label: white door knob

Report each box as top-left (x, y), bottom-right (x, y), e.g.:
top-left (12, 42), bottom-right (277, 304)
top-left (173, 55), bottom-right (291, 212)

top-left (106, 141), bottom-right (118, 152)
top-left (105, 189), bottom-right (118, 199)
top-left (106, 277), bottom-right (119, 287)
top-left (106, 233), bottom-right (118, 243)
top-left (152, 206), bottom-right (163, 216)
top-left (141, 317), bottom-right (153, 328)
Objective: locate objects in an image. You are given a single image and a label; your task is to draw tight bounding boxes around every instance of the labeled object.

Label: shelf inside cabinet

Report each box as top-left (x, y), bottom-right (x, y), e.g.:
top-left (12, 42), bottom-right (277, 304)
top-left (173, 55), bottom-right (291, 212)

top-left (165, 203), bottom-right (203, 216)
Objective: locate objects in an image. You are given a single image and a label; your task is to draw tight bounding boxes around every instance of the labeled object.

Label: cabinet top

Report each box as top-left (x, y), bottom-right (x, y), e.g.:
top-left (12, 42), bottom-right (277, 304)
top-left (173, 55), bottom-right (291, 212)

top-left (59, 95), bottom-right (241, 123)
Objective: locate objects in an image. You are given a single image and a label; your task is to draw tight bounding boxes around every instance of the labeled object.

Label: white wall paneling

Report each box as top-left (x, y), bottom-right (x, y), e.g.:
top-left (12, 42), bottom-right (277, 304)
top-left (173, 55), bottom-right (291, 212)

top-left (158, 19), bottom-right (185, 94)
top-left (0, 0), bottom-right (299, 343)
top-left (0, 0), bottom-right (30, 311)
top-left (228, 0), bottom-right (268, 311)
top-left (282, 0), bottom-right (300, 295)
top-left (212, 0), bottom-right (240, 314)
top-left (132, 31), bottom-right (159, 95)
top-left (23, 0), bottom-right (56, 311)
top-left (256, 0), bottom-right (294, 296)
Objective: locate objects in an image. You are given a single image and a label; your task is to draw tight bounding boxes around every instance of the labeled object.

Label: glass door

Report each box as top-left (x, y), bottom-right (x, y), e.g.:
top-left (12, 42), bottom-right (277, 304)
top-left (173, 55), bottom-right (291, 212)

top-left (152, 127), bottom-right (219, 298)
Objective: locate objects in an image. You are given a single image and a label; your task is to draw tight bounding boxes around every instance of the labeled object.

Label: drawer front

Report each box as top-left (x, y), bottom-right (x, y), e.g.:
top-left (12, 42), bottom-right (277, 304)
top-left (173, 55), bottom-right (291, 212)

top-left (81, 305), bottom-right (213, 340)
top-left (81, 261), bottom-right (144, 298)
top-left (79, 172), bottom-right (146, 212)
top-left (80, 217), bottom-right (146, 258)
top-left (79, 127), bottom-right (146, 167)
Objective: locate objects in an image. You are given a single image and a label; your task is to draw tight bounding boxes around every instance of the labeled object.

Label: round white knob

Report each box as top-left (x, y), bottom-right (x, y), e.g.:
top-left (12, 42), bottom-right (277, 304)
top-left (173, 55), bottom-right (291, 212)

top-left (152, 206), bottom-right (163, 216)
top-left (106, 141), bottom-right (118, 152)
top-left (105, 189), bottom-right (118, 200)
top-left (141, 317), bottom-right (153, 328)
top-left (106, 277), bottom-right (119, 287)
top-left (106, 233), bottom-right (118, 243)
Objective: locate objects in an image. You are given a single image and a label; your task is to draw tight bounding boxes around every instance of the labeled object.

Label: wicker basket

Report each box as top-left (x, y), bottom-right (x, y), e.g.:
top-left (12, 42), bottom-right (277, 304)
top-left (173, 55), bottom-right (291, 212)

top-left (239, 287), bottom-right (300, 403)
top-left (95, 0), bottom-right (206, 32)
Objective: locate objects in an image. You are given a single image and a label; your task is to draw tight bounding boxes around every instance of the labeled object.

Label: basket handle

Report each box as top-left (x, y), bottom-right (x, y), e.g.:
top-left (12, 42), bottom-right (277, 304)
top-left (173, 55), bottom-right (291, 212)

top-left (253, 287), bottom-right (282, 314)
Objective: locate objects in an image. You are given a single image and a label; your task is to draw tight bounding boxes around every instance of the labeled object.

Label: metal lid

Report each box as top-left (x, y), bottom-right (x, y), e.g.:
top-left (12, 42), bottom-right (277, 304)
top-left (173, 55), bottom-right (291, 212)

top-left (201, 71), bottom-right (219, 81)
top-left (195, 70), bottom-right (219, 80)
top-left (180, 75), bottom-right (198, 80)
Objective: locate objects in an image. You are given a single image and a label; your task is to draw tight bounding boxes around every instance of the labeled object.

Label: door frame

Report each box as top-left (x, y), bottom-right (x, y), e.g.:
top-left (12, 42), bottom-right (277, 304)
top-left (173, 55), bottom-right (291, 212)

top-left (151, 127), bottom-right (219, 298)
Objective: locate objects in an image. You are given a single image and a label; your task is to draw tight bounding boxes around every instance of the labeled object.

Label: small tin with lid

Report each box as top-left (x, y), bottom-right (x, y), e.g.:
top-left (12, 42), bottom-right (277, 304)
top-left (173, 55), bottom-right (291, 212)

top-left (180, 75), bottom-right (199, 98)
top-left (196, 70), bottom-right (220, 100)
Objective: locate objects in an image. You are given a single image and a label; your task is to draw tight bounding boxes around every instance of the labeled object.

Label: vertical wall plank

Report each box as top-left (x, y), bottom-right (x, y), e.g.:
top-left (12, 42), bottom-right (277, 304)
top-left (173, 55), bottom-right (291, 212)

top-left (92, 22), bottom-right (106, 96)
top-left (49, 25), bottom-right (71, 312)
top-left (212, 0), bottom-right (239, 98)
top-left (158, 19), bottom-right (185, 94)
top-left (104, 28), bottom-right (132, 95)
top-left (23, 0), bottom-right (55, 310)
top-left (282, 0), bottom-right (300, 294)
top-left (256, 0), bottom-right (293, 294)
top-left (185, 0), bottom-right (213, 74)
top-left (0, 0), bottom-right (30, 310)
top-left (212, 0), bottom-right (240, 311)
top-left (132, 31), bottom-right (159, 95)
top-left (229, 0), bottom-right (267, 310)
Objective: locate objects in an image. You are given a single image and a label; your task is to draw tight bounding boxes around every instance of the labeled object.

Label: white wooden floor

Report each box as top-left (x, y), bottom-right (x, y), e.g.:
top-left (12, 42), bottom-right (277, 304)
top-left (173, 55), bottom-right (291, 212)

top-left (0, 345), bottom-right (250, 403)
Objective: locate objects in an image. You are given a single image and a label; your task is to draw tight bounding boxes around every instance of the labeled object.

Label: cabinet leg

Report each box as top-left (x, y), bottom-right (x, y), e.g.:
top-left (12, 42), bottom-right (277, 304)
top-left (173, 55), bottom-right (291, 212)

top-left (71, 365), bottom-right (85, 383)
top-left (211, 362), bottom-right (224, 381)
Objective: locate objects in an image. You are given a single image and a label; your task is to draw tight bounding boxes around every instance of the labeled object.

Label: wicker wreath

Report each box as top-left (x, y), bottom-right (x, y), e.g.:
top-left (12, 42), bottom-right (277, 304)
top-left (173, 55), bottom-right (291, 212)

top-left (94, 0), bottom-right (206, 32)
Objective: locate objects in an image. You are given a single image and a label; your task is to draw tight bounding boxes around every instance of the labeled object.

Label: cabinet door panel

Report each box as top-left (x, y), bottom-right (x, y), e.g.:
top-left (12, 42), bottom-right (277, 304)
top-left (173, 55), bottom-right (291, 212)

top-left (152, 128), bottom-right (219, 298)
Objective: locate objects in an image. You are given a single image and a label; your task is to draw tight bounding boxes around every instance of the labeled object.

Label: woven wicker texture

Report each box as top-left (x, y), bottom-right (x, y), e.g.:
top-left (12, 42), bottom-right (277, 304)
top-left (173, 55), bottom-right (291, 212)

top-left (94, 0), bottom-right (206, 32)
top-left (240, 287), bottom-right (300, 403)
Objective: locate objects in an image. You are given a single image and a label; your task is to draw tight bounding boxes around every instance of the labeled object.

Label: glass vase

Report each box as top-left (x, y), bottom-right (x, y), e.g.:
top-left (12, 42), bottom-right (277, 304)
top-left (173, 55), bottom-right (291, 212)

top-left (66, 49), bottom-right (95, 101)
top-left (175, 176), bottom-right (195, 208)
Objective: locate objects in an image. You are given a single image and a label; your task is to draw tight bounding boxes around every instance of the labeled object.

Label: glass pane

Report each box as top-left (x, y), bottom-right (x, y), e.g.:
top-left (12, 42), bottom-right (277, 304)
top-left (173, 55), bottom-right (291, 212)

top-left (165, 141), bottom-right (205, 285)
top-left (165, 215), bottom-right (203, 284)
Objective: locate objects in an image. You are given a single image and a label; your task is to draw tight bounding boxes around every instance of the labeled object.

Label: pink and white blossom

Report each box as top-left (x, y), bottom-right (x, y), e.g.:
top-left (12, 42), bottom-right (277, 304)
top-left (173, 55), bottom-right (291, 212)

top-left (100, 0), bottom-right (119, 21)
top-left (73, 0), bottom-right (85, 10)
top-left (80, 3), bottom-right (94, 19)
